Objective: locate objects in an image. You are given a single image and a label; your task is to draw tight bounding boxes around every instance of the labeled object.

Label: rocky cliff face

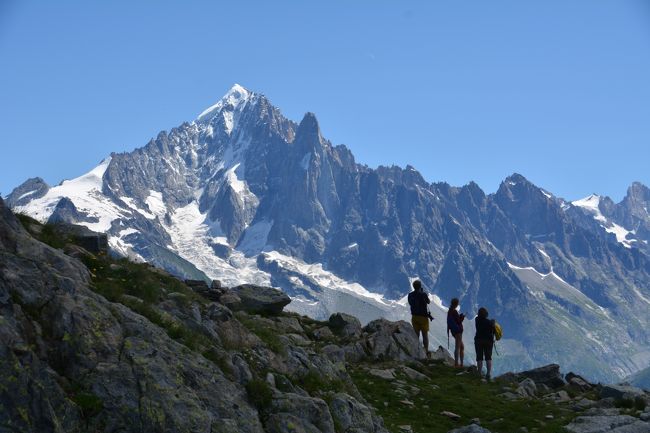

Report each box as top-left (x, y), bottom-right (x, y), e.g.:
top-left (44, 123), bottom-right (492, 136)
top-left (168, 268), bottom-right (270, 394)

top-left (7, 84), bottom-right (650, 383)
top-left (0, 197), bottom-right (400, 432)
top-left (2, 199), bottom-right (650, 433)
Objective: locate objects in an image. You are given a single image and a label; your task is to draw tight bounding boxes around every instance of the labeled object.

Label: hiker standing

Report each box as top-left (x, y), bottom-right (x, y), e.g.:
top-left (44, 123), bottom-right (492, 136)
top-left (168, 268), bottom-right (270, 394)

top-left (447, 298), bottom-right (465, 367)
top-left (408, 280), bottom-right (431, 358)
top-left (474, 307), bottom-right (495, 380)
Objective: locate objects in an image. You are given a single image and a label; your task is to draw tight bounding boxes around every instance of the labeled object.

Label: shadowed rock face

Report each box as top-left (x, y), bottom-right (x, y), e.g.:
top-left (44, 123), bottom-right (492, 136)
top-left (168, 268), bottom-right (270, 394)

top-left (0, 197), bottom-right (265, 432)
top-left (229, 284), bottom-right (291, 315)
top-left (0, 197), bottom-right (395, 433)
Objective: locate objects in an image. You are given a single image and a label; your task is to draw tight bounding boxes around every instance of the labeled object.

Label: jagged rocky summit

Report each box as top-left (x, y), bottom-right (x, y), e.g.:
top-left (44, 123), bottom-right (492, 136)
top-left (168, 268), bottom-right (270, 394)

top-left (6, 84), bottom-right (650, 384)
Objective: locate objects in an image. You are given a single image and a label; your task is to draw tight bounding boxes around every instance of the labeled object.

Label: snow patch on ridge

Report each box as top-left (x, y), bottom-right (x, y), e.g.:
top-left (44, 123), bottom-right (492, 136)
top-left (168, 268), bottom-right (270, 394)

top-left (573, 194), bottom-right (606, 222)
top-left (604, 223), bottom-right (636, 247)
top-left (121, 196), bottom-right (155, 219)
top-left (17, 189), bottom-right (40, 201)
top-left (226, 164), bottom-right (247, 195)
top-left (262, 250), bottom-right (389, 304)
top-left (238, 220), bottom-right (273, 255)
top-left (573, 194), bottom-right (637, 248)
top-left (300, 152), bottom-right (311, 170)
top-left (13, 157), bottom-right (122, 232)
top-left (164, 201), bottom-right (271, 286)
top-left (145, 191), bottom-right (166, 218)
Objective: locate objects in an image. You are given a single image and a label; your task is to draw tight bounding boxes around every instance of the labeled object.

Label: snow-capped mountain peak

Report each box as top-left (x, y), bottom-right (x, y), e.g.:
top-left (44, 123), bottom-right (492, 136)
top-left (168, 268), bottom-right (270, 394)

top-left (196, 83), bottom-right (254, 128)
top-left (571, 194), bottom-right (605, 216)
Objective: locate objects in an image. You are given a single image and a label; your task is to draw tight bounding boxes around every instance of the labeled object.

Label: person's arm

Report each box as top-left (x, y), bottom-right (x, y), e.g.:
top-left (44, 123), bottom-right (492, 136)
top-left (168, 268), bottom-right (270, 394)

top-left (424, 293), bottom-right (430, 304)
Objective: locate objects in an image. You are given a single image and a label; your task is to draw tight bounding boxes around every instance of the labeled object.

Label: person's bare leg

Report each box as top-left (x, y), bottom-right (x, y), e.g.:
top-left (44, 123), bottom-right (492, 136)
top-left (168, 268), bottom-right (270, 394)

top-left (486, 360), bottom-right (492, 379)
top-left (454, 334), bottom-right (464, 367)
top-left (460, 339), bottom-right (465, 367)
top-left (477, 360), bottom-right (483, 376)
top-left (423, 332), bottom-right (429, 354)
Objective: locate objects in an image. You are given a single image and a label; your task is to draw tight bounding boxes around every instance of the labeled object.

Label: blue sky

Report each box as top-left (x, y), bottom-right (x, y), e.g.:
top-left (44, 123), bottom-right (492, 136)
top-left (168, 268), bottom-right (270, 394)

top-left (1, 1), bottom-right (649, 201)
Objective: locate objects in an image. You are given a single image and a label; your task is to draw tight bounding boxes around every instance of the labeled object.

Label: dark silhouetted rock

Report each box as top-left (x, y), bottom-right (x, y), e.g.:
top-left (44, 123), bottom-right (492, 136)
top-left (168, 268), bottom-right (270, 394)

top-left (230, 284), bottom-right (291, 315)
top-left (498, 364), bottom-right (565, 389)
top-left (329, 312), bottom-right (362, 338)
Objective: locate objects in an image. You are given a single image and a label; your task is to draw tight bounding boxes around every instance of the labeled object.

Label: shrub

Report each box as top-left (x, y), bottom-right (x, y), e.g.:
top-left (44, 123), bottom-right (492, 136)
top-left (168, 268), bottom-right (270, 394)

top-left (72, 392), bottom-right (103, 418)
top-left (246, 379), bottom-right (273, 410)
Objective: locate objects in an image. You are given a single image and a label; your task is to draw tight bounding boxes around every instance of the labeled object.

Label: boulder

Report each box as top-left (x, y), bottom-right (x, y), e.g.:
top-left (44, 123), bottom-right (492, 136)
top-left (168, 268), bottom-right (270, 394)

top-left (50, 221), bottom-right (108, 254)
top-left (185, 279), bottom-right (210, 293)
top-left (359, 319), bottom-right (425, 361)
top-left (430, 345), bottom-right (455, 366)
top-left (600, 384), bottom-right (646, 401)
top-left (369, 368), bottom-right (396, 380)
top-left (230, 284), bottom-right (291, 315)
top-left (219, 290), bottom-right (243, 310)
top-left (497, 364), bottom-right (565, 389)
top-left (273, 316), bottom-right (305, 334)
top-left (329, 313), bottom-right (362, 338)
top-left (566, 372), bottom-right (594, 392)
top-left (565, 413), bottom-right (649, 433)
top-left (543, 390), bottom-right (571, 403)
top-left (342, 341), bottom-right (368, 363)
top-left (329, 393), bottom-right (387, 433)
top-left (441, 410), bottom-right (461, 420)
top-left (207, 302), bottom-right (233, 322)
top-left (313, 326), bottom-right (335, 341)
top-left (569, 377), bottom-right (593, 392)
top-left (270, 393), bottom-right (335, 433)
top-left (516, 378), bottom-right (538, 398)
top-left (566, 372), bottom-right (592, 384)
top-left (400, 366), bottom-right (429, 381)
top-left (321, 344), bottom-right (346, 364)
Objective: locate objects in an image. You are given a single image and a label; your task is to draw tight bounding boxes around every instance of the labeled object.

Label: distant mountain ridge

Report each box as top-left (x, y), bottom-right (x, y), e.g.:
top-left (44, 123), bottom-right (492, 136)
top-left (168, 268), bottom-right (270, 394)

top-left (7, 84), bottom-right (650, 382)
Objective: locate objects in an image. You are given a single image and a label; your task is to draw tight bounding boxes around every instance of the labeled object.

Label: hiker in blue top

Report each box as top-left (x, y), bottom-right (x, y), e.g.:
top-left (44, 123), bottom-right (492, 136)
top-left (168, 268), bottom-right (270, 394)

top-left (447, 298), bottom-right (465, 367)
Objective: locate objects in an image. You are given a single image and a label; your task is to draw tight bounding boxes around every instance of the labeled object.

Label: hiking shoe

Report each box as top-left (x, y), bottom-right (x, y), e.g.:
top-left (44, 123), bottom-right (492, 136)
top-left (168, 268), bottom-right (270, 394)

top-left (485, 374), bottom-right (491, 382)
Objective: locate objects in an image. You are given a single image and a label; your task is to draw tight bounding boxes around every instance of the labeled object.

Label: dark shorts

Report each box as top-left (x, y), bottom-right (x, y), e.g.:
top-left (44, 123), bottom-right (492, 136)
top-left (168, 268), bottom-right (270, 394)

top-left (475, 339), bottom-right (493, 361)
top-left (411, 315), bottom-right (429, 333)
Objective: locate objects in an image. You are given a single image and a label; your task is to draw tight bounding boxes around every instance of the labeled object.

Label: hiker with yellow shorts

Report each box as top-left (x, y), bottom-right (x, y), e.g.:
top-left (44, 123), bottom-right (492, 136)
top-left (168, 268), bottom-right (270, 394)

top-left (408, 279), bottom-right (433, 358)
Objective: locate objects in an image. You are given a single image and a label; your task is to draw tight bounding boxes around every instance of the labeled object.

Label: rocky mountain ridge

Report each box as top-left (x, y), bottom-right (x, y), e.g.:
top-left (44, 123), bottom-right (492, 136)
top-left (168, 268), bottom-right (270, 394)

top-left (2, 198), bottom-right (650, 433)
top-left (6, 84), bottom-right (650, 383)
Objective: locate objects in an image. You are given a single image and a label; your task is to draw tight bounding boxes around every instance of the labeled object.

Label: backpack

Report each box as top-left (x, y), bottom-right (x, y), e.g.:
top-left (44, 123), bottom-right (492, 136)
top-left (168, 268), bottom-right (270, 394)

top-left (494, 321), bottom-right (503, 341)
top-left (446, 311), bottom-right (462, 348)
top-left (447, 311), bottom-right (461, 335)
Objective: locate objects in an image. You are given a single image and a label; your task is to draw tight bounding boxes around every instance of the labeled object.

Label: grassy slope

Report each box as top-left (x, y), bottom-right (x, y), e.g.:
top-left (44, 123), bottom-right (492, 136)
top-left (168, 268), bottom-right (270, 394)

top-left (351, 362), bottom-right (578, 433)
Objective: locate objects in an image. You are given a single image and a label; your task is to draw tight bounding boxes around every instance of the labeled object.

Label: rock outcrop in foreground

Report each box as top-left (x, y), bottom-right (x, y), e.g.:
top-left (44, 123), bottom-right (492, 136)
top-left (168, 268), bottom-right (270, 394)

top-left (1, 198), bottom-right (649, 433)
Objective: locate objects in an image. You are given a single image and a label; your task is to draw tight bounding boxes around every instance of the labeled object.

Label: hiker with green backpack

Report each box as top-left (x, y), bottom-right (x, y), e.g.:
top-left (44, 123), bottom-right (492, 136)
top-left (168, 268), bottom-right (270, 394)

top-left (474, 307), bottom-right (502, 381)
